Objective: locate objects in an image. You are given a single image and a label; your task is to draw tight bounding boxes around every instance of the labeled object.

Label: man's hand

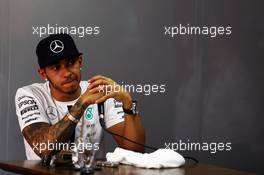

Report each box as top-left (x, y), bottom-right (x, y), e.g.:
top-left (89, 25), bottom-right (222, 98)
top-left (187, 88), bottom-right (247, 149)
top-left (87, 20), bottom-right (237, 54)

top-left (86, 75), bottom-right (145, 153)
top-left (71, 75), bottom-right (131, 120)
top-left (76, 75), bottom-right (145, 153)
top-left (87, 75), bottom-right (133, 109)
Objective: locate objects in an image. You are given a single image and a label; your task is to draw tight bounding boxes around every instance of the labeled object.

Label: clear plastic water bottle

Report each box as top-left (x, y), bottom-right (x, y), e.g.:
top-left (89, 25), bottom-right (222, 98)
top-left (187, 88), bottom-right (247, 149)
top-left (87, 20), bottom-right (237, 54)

top-left (73, 117), bottom-right (96, 174)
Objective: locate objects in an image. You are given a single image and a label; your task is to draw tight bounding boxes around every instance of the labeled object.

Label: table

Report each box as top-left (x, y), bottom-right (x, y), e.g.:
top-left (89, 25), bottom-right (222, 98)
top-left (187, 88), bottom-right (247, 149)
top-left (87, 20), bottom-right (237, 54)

top-left (0, 160), bottom-right (255, 175)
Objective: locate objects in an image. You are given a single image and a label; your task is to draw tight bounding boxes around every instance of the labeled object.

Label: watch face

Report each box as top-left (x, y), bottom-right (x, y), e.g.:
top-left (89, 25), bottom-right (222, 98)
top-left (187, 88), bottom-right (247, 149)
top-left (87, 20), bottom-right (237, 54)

top-left (132, 101), bottom-right (138, 115)
top-left (132, 102), bottom-right (136, 111)
top-left (123, 101), bottom-right (138, 115)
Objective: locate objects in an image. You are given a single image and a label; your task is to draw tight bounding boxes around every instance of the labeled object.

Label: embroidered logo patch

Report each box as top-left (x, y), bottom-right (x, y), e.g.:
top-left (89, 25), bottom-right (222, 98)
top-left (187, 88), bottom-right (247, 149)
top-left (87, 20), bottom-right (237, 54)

top-left (84, 107), bottom-right (93, 120)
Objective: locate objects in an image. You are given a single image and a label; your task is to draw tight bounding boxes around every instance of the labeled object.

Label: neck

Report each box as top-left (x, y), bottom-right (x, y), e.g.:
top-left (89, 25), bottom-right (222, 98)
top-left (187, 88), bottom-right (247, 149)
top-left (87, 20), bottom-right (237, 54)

top-left (49, 84), bottom-right (81, 102)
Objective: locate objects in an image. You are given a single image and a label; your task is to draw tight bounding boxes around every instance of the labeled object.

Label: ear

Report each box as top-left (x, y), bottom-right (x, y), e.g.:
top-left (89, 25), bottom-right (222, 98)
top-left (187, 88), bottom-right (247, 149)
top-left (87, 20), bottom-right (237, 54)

top-left (38, 68), bottom-right (47, 81)
top-left (78, 56), bottom-right (83, 68)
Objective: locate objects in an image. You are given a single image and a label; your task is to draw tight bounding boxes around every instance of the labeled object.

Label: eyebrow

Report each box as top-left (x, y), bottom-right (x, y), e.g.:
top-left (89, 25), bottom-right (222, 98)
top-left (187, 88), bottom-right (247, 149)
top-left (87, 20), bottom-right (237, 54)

top-left (51, 61), bottom-right (60, 66)
top-left (67, 57), bottom-right (78, 61)
top-left (48, 57), bottom-right (78, 67)
top-left (47, 61), bottom-right (60, 68)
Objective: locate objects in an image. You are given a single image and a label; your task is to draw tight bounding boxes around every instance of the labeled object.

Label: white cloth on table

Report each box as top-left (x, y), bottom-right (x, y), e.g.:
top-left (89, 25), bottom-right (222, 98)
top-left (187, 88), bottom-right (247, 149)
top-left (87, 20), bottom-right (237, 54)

top-left (106, 147), bottom-right (185, 169)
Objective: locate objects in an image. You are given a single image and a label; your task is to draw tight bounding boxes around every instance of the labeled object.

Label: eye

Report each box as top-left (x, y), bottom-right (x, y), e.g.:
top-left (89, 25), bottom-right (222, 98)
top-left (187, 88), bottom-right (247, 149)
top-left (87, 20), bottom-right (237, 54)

top-left (68, 59), bottom-right (77, 66)
top-left (51, 65), bottom-right (60, 71)
top-left (69, 60), bottom-right (74, 65)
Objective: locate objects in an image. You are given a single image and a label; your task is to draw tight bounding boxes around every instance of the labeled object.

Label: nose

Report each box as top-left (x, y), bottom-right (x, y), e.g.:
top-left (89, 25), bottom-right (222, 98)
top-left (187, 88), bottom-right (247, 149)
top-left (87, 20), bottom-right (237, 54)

top-left (60, 65), bottom-right (72, 78)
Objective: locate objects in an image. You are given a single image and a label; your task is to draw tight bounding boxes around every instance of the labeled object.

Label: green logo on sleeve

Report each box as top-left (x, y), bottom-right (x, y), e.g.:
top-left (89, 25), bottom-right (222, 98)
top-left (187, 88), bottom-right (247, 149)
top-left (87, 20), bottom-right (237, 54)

top-left (84, 107), bottom-right (93, 120)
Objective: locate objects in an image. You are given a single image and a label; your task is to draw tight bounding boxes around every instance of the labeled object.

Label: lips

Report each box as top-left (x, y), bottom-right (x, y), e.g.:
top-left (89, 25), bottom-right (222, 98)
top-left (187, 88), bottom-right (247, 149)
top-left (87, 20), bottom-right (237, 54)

top-left (62, 79), bottom-right (76, 85)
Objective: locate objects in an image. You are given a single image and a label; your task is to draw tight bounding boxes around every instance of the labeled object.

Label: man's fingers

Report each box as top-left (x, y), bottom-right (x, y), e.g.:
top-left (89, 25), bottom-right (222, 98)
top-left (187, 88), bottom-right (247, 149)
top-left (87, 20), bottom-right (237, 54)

top-left (88, 79), bottom-right (109, 90)
top-left (95, 92), bottom-right (115, 104)
top-left (90, 92), bottom-right (105, 103)
top-left (88, 86), bottom-right (103, 94)
top-left (88, 75), bottom-right (109, 83)
top-left (89, 85), bottom-right (113, 94)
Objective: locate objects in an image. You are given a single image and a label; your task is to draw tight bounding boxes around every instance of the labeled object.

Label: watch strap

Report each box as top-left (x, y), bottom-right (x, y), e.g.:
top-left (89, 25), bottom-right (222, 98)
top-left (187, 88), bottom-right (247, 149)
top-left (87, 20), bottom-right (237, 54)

top-left (123, 100), bottom-right (138, 116)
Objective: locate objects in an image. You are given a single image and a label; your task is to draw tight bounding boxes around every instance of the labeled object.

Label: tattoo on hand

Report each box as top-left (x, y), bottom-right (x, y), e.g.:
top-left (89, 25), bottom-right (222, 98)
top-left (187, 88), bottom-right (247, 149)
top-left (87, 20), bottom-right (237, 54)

top-left (69, 100), bottom-right (86, 119)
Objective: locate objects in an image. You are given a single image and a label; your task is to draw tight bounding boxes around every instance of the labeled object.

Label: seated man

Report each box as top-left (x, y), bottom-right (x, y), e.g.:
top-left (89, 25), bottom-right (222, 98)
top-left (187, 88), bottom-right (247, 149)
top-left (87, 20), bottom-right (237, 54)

top-left (15, 34), bottom-right (145, 161)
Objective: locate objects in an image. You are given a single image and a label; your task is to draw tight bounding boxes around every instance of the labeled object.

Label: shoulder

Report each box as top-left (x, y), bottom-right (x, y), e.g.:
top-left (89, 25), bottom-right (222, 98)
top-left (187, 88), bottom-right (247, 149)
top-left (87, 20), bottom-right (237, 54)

top-left (80, 80), bottom-right (89, 88)
top-left (80, 81), bottom-right (90, 92)
top-left (15, 82), bottom-right (48, 101)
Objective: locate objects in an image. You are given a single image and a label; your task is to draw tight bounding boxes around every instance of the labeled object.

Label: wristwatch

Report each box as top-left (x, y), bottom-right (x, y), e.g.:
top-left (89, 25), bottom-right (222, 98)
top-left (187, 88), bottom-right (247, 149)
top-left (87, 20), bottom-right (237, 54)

top-left (123, 100), bottom-right (138, 116)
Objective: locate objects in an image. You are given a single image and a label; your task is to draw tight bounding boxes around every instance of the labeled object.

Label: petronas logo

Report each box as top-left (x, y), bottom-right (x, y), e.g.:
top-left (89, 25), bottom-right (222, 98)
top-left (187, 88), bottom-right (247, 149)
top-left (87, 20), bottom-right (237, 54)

top-left (84, 107), bottom-right (93, 120)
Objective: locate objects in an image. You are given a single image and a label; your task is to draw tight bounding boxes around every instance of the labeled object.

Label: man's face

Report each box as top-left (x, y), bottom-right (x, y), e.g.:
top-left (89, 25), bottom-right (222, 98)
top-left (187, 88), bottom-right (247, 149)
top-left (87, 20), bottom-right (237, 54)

top-left (40, 56), bottom-right (82, 94)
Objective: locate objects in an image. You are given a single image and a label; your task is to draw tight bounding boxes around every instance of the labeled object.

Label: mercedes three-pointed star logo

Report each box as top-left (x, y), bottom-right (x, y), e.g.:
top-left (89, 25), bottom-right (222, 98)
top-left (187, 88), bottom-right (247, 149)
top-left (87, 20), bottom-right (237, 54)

top-left (50, 40), bottom-right (64, 53)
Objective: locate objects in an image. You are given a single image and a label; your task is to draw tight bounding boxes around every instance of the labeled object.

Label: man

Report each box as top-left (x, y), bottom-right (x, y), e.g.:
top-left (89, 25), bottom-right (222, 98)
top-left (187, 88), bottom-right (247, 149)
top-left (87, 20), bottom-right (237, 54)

top-left (15, 34), bottom-right (145, 161)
